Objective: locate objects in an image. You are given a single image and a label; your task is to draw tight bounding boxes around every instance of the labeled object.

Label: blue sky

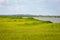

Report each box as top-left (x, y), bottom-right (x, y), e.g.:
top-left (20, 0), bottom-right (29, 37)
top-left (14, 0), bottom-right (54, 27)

top-left (0, 0), bottom-right (60, 15)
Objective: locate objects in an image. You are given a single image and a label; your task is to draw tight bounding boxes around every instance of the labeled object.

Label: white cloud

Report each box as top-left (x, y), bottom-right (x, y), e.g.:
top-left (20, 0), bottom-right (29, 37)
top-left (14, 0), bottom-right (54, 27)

top-left (0, 0), bottom-right (5, 3)
top-left (48, 0), bottom-right (60, 2)
top-left (0, 0), bottom-right (60, 15)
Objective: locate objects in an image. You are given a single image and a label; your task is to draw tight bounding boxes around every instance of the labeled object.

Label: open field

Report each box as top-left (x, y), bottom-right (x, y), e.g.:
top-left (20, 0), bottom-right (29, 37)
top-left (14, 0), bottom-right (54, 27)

top-left (0, 16), bottom-right (60, 40)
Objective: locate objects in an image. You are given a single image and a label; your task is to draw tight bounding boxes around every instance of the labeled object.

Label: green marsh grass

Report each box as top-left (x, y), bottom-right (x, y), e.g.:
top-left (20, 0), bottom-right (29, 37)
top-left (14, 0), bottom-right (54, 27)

top-left (0, 17), bottom-right (60, 40)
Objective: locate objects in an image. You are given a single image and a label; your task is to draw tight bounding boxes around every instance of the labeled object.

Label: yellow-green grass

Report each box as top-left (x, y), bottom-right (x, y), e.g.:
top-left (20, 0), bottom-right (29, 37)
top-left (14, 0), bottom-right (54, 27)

top-left (0, 17), bottom-right (60, 40)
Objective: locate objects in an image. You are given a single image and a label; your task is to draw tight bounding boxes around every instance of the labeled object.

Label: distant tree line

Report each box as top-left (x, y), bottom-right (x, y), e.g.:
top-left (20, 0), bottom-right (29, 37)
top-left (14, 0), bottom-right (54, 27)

top-left (0, 16), bottom-right (22, 19)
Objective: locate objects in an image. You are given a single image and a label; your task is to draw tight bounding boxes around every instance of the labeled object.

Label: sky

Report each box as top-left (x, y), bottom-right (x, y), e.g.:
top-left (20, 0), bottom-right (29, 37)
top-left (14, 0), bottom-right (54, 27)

top-left (0, 0), bottom-right (60, 15)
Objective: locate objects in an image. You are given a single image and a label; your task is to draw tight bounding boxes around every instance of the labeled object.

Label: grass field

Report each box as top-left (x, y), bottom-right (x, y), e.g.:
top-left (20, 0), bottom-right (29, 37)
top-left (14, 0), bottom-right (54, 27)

top-left (0, 16), bottom-right (60, 40)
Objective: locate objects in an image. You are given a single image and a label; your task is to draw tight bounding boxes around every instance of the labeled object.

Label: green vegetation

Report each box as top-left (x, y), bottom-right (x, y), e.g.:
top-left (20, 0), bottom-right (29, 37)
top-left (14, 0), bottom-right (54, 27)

top-left (0, 16), bottom-right (60, 40)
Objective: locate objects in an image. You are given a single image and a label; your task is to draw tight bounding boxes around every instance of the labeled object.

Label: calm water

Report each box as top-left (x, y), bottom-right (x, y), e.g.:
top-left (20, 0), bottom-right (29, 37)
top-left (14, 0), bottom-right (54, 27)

top-left (34, 17), bottom-right (60, 23)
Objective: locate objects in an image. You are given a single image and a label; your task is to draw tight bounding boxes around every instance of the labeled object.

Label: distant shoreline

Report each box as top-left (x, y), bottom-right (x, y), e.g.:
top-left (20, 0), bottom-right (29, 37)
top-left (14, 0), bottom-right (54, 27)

top-left (0, 15), bottom-right (60, 18)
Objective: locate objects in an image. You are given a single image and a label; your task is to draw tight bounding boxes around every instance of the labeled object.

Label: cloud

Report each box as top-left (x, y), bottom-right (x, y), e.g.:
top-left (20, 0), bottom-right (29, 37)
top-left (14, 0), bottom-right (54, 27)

top-left (0, 0), bottom-right (60, 15)
top-left (47, 0), bottom-right (60, 2)
top-left (0, 0), bottom-right (5, 4)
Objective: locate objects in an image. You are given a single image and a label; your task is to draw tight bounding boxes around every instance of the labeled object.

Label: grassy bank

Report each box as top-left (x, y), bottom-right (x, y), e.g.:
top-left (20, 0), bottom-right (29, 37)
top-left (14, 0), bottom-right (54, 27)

top-left (0, 16), bottom-right (60, 40)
